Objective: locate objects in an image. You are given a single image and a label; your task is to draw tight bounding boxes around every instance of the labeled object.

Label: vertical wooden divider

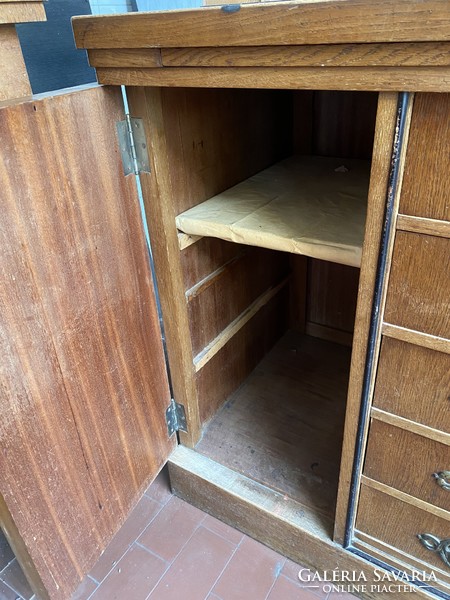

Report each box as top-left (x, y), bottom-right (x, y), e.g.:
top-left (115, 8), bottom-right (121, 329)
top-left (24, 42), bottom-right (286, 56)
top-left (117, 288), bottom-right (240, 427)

top-left (127, 86), bottom-right (202, 447)
top-left (333, 92), bottom-right (399, 543)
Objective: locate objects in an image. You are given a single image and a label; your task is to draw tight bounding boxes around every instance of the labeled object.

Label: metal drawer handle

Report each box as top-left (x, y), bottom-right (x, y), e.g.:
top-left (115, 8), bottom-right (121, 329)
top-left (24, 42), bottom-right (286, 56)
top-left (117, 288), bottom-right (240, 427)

top-left (433, 471), bottom-right (450, 490)
top-left (418, 533), bottom-right (450, 568)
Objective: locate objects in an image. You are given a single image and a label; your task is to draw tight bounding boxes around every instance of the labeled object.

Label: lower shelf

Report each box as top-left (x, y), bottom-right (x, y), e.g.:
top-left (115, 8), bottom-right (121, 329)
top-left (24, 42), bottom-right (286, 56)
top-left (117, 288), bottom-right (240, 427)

top-left (196, 330), bottom-right (351, 518)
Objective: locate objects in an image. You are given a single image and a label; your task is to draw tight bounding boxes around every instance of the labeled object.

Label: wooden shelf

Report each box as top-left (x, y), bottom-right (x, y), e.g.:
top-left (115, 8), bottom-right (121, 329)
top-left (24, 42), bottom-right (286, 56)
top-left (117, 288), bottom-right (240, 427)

top-left (176, 155), bottom-right (370, 268)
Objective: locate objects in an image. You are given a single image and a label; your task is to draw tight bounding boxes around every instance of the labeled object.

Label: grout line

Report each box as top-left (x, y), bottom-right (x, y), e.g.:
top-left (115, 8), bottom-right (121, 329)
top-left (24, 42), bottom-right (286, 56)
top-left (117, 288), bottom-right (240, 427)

top-left (134, 541), bottom-right (169, 565)
top-left (203, 531), bottom-right (245, 599)
top-left (88, 497), bottom-right (167, 586)
top-left (2, 577), bottom-right (26, 600)
top-left (143, 510), bottom-right (208, 599)
top-left (0, 556), bottom-right (16, 577)
top-left (200, 522), bottom-right (245, 546)
top-left (263, 557), bottom-right (287, 600)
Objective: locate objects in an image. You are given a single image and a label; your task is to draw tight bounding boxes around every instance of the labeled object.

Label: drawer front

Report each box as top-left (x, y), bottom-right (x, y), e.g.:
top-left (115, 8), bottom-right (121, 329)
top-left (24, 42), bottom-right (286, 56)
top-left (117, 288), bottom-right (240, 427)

top-left (356, 484), bottom-right (450, 573)
top-left (373, 337), bottom-right (450, 432)
top-left (399, 93), bottom-right (450, 222)
top-left (364, 419), bottom-right (450, 511)
top-left (384, 232), bottom-right (450, 339)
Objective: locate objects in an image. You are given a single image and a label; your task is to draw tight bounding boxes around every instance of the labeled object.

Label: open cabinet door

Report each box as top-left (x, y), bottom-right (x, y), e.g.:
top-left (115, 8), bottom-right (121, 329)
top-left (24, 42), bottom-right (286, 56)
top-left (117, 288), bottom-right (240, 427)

top-left (0, 85), bottom-right (176, 600)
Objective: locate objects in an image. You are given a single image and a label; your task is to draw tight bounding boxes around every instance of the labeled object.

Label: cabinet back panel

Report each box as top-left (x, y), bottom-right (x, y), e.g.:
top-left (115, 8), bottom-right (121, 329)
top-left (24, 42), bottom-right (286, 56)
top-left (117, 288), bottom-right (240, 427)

top-left (293, 91), bottom-right (377, 340)
top-left (160, 87), bottom-right (293, 216)
top-left (306, 259), bottom-right (360, 336)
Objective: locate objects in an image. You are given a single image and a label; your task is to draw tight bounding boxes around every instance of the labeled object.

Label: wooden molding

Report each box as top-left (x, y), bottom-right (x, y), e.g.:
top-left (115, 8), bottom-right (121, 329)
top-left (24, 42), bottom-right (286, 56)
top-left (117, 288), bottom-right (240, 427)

top-left (371, 407), bottom-right (450, 446)
top-left (95, 66), bottom-right (450, 93)
top-left (397, 214), bottom-right (450, 238)
top-left (162, 43), bottom-right (450, 68)
top-left (382, 323), bottom-right (450, 353)
top-left (73, 1), bottom-right (450, 49)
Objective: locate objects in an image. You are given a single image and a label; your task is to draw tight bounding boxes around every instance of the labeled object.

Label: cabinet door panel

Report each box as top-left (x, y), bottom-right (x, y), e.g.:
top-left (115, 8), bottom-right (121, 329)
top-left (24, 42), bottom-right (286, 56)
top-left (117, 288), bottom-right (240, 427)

top-left (0, 86), bottom-right (174, 600)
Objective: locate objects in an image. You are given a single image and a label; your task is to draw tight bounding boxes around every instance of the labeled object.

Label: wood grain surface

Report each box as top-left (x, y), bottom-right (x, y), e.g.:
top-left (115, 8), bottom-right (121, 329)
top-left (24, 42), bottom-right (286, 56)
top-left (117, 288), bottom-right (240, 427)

top-left (126, 86), bottom-right (202, 447)
top-left (0, 1), bottom-right (45, 23)
top-left (95, 66), bottom-right (450, 93)
top-left (0, 24), bottom-right (31, 101)
top-left (373, 337), bottom-right (450, 433)
top-left (169, 446), bottom-right (436, 600)
top-left (364, 419), bottom-right (450, 511)
top-left (384, 232), bottom-right (450, 340)
top-left (187, 248), bottom-right (288, 355)
top-left (399, 93), bottom-right (450, 222)
top-left (397, 214), bottom-right (450, 238)
top-left (196, 287), bottom-right (288, 425)
top-left (161, 43), bottom-right (450, 68)
top-left (0, 86), bottom-right (174, 600)
top-left (306, 261), bottom-right (360, 337)
top-left (197, 331), bottom-right (351, 517)
top-left (356, 484), bottom-right (450, 572)
top-left (73, 1), bottom-right (450, 49)
top-left (333, 92), bottom-right (399, 544)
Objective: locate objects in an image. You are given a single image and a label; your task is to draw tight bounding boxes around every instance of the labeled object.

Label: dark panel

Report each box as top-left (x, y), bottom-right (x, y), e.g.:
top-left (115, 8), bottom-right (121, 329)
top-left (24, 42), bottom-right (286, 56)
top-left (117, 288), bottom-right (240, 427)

top-left (17, 0), bottom-right (96, 93)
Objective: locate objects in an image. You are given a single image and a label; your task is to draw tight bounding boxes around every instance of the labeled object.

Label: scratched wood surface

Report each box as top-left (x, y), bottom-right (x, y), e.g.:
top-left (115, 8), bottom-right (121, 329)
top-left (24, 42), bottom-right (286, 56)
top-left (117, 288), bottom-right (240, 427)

top-left (73, 0), bottom-right (450, 49)
top-left (0, 24), bottom-right (31, 101)
top-left (400, 93), bottom-right (450, 222)
top-left (0, 85), bottom-right (174, 600)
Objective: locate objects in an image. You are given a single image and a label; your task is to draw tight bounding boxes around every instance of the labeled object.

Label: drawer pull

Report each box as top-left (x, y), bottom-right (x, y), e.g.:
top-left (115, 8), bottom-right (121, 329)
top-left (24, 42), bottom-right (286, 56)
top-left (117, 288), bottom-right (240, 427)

top-left (418, 533), bottom-right (450, 568)
top-left (433, 471), bottom-right (450, 490)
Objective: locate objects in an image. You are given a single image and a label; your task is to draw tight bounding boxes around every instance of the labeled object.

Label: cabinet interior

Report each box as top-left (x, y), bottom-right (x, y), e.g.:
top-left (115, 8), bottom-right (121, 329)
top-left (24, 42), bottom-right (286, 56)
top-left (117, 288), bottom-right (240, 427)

top-left (152, 87), bottom-right (378, 526)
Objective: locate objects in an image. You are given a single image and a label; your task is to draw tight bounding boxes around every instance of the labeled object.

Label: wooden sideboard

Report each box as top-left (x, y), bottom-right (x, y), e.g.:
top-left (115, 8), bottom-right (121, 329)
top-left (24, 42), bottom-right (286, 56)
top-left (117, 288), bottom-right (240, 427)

top-left (1, 2), bottom-right (449, 599)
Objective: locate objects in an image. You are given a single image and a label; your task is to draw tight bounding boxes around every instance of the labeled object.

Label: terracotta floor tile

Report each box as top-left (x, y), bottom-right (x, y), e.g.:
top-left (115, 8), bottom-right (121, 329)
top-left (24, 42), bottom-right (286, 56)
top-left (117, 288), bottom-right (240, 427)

top-left (148, 526), bottom-right (235, 600)
top-left (71, 575), bottom-right (98, 600)
top-left (0, 559), bottom-right (34, 600)
top-left (138, 497), bottom-right (205, 562)
top-left (202, 515), bottom-right (244, 546)
top-left (90, 495), bottom-right (162, 583)
top-left (0, 534), bottom-right (14, 573)
top-left (268, 575), bottom-right (326, 600)
top-left (283, 561), bottom-right (328, 599)
top-left (0, 580), bottom-right (21, 600)
top-left (212, 536), bottom-right (285, 600)
top-left (144, 468), bottom-right (172, 506)
top-left (89, 544), bottom-right (166, 600)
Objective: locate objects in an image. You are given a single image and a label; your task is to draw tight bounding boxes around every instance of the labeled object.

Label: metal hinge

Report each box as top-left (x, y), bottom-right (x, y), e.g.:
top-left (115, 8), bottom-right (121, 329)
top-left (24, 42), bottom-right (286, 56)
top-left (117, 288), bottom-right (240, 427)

top-left (165, 399), bottom-right (187, 437)
top-left (116, 116), bottom-right (150, 176)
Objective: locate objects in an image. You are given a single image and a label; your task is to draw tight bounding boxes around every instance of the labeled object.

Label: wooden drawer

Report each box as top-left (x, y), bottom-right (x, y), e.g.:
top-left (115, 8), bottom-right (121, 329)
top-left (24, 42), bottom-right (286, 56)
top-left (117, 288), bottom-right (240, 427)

top-left (364, 419), bottom-right (450, 511)
top-left (384, 232), bottom-right (450, 339)
top-left (400, 93), bottom-right (450, 222)
top-left (373, 337), bottom-right (450, 432)
top-left (356, 484), bottom-right (450, 573)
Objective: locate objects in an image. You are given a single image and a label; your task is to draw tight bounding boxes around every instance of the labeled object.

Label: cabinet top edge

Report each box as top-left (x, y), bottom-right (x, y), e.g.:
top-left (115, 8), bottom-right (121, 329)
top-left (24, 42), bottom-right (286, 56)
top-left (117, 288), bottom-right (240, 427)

top-left (72, 0), bottom-right (450, 50)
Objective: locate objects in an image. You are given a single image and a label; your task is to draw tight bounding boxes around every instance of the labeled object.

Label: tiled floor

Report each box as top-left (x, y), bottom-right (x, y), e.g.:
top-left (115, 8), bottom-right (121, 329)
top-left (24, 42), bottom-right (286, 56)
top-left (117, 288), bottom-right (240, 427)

top-left (1, 468), bottom-right (357, 600)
